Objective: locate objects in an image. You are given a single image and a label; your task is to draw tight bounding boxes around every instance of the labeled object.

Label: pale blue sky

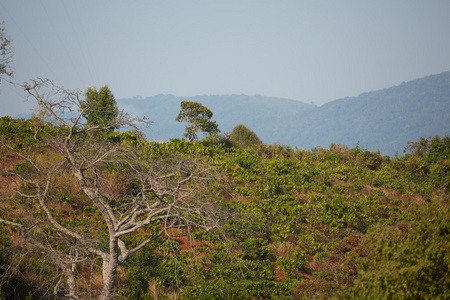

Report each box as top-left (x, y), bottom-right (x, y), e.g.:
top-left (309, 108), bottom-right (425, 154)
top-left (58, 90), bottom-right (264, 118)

top-left (1, 0), bottom-right (450, 116)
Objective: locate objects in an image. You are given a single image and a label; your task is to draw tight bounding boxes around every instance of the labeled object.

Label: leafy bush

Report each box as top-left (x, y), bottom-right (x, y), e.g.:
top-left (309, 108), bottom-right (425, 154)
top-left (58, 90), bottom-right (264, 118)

top-left (347, 201), bottom-right (450, 299)
top-left (227, 124), bottom-right (262, 148)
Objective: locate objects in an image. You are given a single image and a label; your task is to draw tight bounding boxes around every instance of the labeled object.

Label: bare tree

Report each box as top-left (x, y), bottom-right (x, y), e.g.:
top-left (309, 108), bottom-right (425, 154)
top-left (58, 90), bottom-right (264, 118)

top-left (0, 22), bottom-right (14, 84)
top-left (0, 79), bottom-right (230, 299)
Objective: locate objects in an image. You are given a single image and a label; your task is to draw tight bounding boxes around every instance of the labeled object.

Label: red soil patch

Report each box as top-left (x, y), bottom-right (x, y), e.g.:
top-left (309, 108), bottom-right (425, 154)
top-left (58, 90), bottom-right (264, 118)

top-left (164, 228), bottom-right (205, 252)
top-left (273, 263), bottom-right (287, 281)
top-left (0, 152), bottom-right (22, 197)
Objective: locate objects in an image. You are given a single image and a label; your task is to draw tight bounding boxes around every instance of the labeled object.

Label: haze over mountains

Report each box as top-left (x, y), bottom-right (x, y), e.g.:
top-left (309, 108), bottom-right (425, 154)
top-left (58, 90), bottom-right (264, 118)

top-left (117, 71), bottom-right (450, 157)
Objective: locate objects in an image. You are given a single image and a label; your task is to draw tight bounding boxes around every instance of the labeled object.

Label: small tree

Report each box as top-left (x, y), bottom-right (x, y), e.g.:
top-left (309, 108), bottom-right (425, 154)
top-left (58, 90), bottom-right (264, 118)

top-left (0, 79), bottom-right (230, 299)
top-left (176, 101), bottom-right (220, 141)
top-left (0, 22), bottom-right (14, 84)
top-left (82, 86), bottom-right (119, 128)
top-left (405, 135), bottom-right (450, 163)
top-left (228, 124), bottom-right (262, 148)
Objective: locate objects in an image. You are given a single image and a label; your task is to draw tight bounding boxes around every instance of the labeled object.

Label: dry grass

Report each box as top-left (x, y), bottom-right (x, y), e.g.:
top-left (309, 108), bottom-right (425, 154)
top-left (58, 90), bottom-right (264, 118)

top-left (270, 240), bottom-right (296, 257)
top-left (167, 290), bottom-right (180, 300)
top-left (103, 170), bottom-right (128, 198)
top-left (148, 279), bottom-right (161, 300)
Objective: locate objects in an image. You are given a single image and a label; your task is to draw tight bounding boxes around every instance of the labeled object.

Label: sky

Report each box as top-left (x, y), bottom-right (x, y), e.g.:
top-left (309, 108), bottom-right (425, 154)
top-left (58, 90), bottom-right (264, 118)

top-left (1, 0), bottom-right (450, 116)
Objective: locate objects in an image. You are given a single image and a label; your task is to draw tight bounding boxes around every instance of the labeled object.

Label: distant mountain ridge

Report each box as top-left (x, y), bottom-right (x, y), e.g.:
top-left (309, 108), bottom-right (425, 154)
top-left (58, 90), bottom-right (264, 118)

top-left (118, 94), bottom-right (316, 143)
top-left (118, 71), bottom-right (450, 157)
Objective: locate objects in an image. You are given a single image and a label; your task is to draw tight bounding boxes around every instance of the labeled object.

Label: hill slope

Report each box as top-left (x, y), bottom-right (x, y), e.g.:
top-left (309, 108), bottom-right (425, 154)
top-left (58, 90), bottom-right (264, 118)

top-left (284, 71), bottom-right (450, 156)
top-left (1, 117), bottom-right (449, 299)
top-left (117, 71), bottom-right (450, 156)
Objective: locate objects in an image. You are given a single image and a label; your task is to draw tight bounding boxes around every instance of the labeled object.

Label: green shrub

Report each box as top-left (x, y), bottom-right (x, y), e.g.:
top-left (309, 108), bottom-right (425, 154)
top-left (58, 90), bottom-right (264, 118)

top-left (347, 201), bottom-right (450, 299)
top-left (227, 124), bottom-right (262, 148)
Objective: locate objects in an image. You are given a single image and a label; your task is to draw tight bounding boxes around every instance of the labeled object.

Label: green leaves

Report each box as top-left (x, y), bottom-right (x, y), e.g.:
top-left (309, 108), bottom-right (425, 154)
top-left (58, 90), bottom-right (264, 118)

top-left (240, 238), bottom-right (272, 260)
top-left (348, 201), bottom-right (450, 299)
top-left (227, 124), bottom-right (262, 148)
top-left (81, 86), bottom-right (118, 128)
top-left (176, 101), bottom-right (220, 141)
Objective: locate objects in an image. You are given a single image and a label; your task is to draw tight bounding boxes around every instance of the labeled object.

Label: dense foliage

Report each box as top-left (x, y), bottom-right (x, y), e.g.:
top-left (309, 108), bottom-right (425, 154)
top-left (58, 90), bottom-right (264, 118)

top-left (82, 86), bottom-right (119, 128)
top-left (228, 124), bottom-right (262, 148)
top-left (1, 116), bottom-right (449, 299)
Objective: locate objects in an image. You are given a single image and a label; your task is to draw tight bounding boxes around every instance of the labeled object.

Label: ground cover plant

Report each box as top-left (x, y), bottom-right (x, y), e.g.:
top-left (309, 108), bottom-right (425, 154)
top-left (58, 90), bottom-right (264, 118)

top-left (0, 91), bottom-right (449, 299)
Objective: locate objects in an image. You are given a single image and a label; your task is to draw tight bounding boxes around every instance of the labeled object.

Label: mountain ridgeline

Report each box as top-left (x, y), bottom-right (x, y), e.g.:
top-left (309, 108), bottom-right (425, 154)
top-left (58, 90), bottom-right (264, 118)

top-left (118, 71), bottom-right (450, 156)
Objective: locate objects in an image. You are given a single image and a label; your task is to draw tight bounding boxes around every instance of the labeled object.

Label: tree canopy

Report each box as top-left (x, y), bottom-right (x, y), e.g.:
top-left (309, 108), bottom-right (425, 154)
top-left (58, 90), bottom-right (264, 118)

top-left (81, 86), bottom-right (119, 128)
top-left (228, 124), bottom-right (262, 148)
top-left (405, 134), bottom-right (450, 163)
top-left (176, 100), bottom-right (220, 141)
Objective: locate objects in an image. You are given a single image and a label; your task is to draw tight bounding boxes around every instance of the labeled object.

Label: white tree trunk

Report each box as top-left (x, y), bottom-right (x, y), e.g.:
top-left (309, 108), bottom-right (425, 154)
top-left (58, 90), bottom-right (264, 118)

top-left (98, 240), bottom-right (119, 300)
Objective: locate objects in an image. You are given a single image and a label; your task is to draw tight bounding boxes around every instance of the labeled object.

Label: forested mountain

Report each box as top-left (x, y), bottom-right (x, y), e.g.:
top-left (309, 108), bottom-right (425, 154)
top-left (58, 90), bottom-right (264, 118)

top-left (284, 71), bottom-right (450, 156)
top-left (118, 71), bottom-right (450, 156)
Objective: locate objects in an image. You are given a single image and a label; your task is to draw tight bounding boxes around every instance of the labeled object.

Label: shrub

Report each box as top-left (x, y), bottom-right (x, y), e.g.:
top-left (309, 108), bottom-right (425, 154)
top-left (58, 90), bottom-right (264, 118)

top-left (227, 124), bottom-right (262, 148)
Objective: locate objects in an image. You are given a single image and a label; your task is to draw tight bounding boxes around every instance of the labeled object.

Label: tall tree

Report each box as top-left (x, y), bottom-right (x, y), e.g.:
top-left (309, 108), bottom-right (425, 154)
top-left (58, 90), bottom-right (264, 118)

top-left (0, 22), bottom-right (13, 84)
top-left (176, 101), bottom-right (220, 141)
top-left (0, 79), bottom-right (230, 299)
top-left (82, 86), bottom-right (119, 128)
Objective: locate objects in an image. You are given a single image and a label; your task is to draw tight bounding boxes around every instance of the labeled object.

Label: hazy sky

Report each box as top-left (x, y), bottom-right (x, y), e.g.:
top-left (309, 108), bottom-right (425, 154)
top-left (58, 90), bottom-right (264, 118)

top-left (1, 0), bottom-right (450, 116)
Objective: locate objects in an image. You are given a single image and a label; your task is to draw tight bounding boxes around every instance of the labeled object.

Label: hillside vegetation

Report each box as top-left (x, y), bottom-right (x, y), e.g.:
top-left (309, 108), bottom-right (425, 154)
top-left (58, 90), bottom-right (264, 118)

top-left (1, 114), bottom-right (449, 299)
